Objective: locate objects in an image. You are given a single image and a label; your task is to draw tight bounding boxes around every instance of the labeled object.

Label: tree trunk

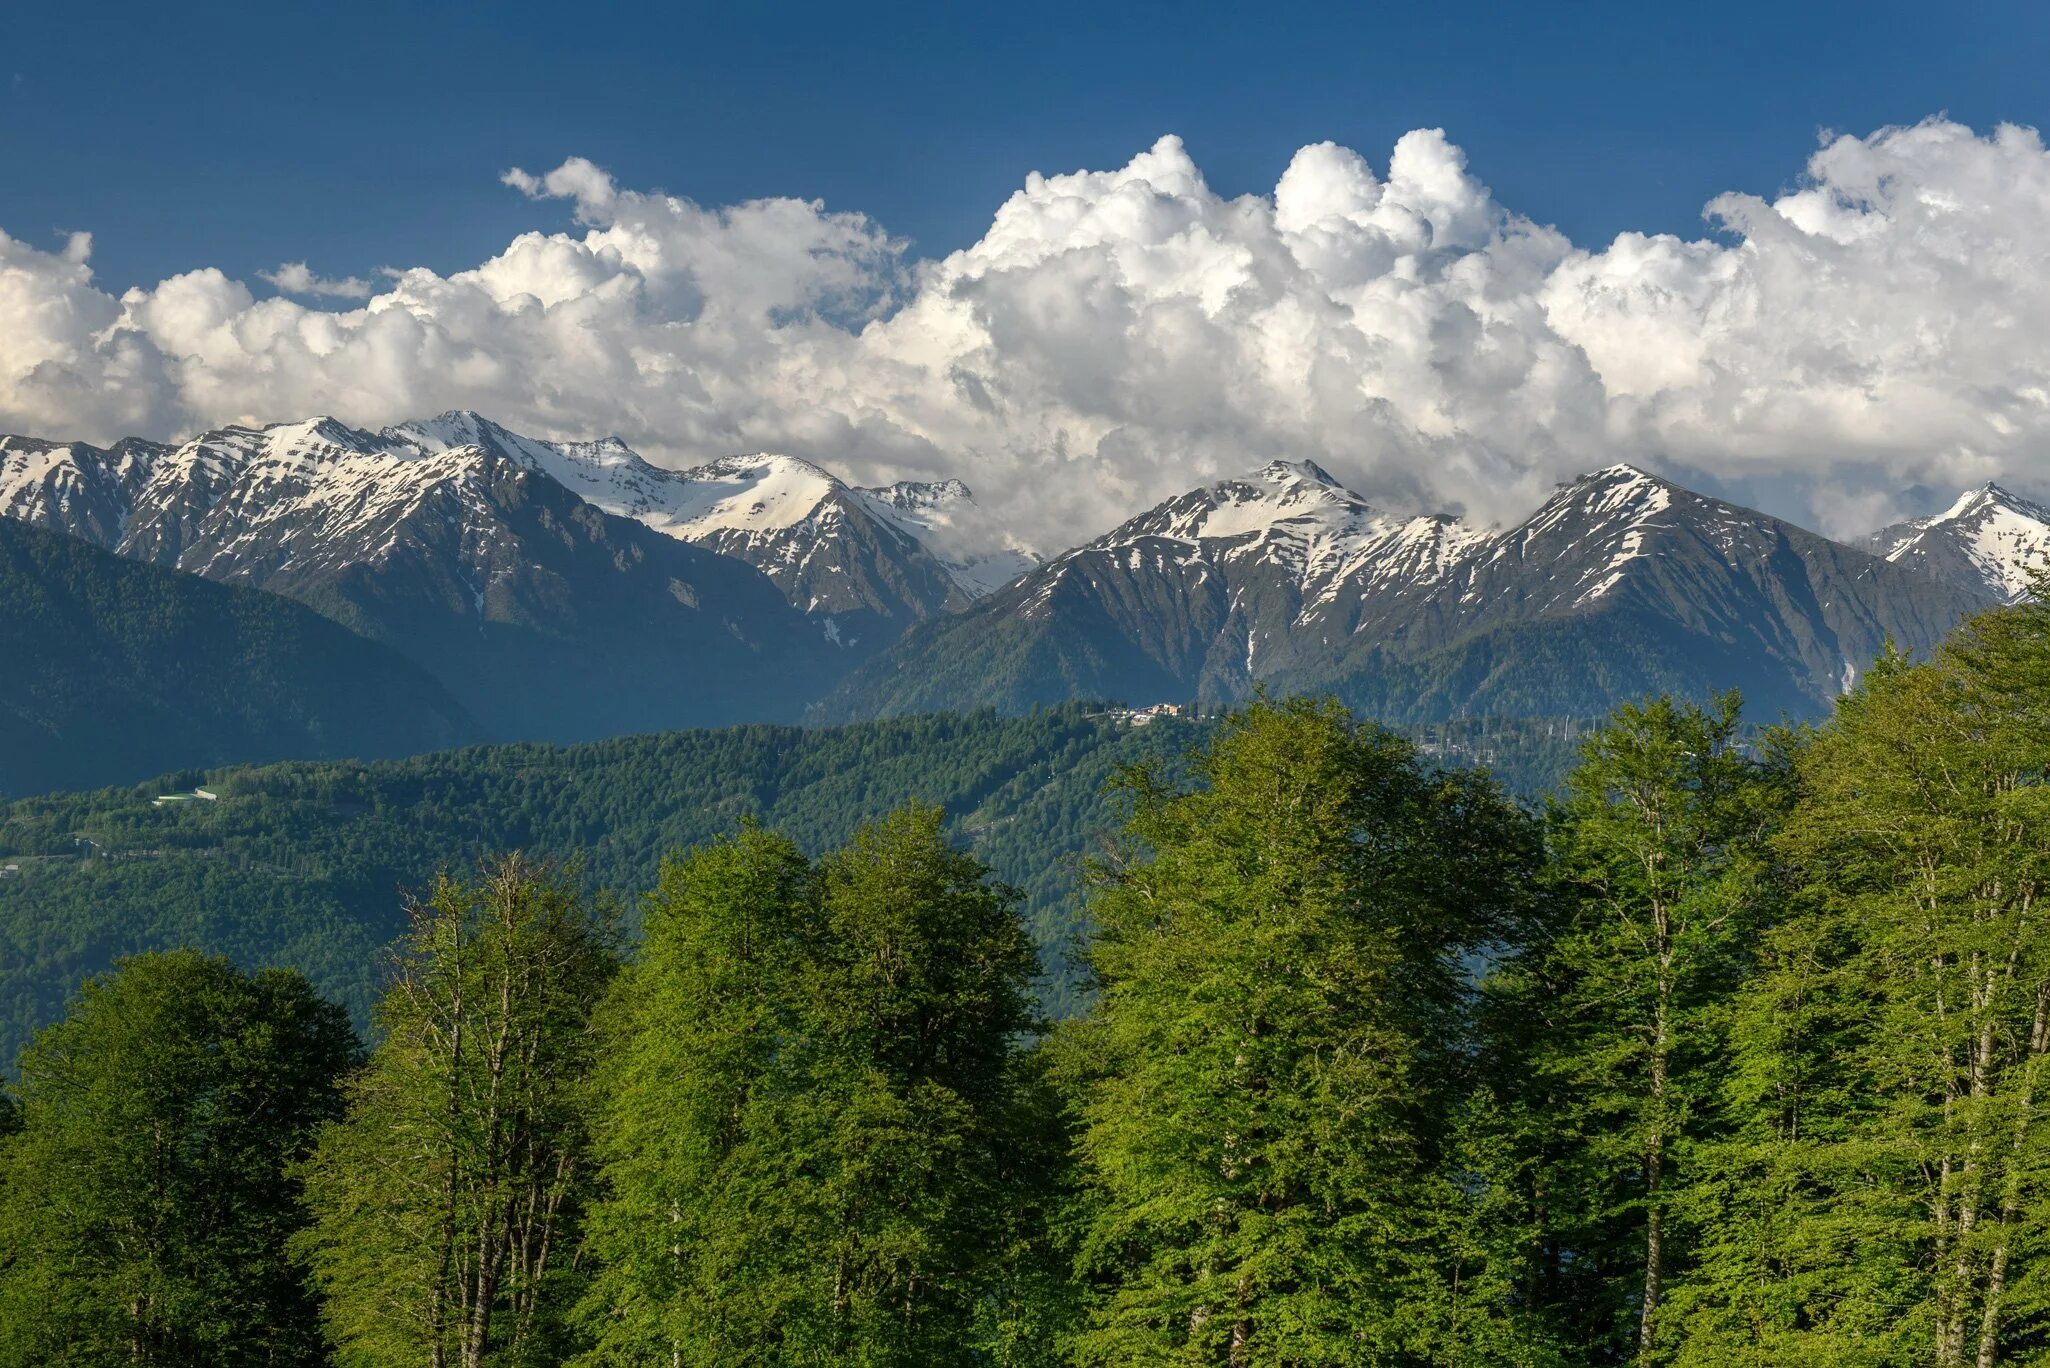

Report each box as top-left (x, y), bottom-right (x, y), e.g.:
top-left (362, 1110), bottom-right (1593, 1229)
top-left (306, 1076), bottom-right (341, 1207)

top-left (1638, 923), bottom-right (1674, 1365)
top-left (1972, 982), bottom-right (2050, 1368)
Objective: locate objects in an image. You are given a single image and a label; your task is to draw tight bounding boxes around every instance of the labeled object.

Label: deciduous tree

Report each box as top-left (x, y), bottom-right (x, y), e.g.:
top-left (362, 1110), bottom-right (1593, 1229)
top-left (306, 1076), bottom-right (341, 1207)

top-left (0, 951), bottom-right (357, 1367)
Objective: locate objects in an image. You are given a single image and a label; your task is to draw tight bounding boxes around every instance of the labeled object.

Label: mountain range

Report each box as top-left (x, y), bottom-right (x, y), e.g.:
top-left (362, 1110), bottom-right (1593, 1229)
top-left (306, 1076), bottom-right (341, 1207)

top-left (819, 461), bottom-right (1995, 723)
top-left (0, 415), bottom-right (1033, 744)
top-left (4, 410), bottom-right (2045, 790)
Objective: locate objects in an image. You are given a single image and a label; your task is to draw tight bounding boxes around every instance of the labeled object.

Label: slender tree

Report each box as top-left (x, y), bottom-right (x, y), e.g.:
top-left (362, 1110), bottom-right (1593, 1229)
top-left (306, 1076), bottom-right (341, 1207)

top-left (1671, 609), bottom-right (2050, 1365)
top-left (1058, 696), bottom-right (1536, 1365)
top-left (576, 825), bottom-right (818, 1364)
top-left (0, 950), bottom-right (358, 1367)
top-left (297, 855), bottom-right (618, 1368)
top-left (1517, 693), bottom-right (1778, 1364)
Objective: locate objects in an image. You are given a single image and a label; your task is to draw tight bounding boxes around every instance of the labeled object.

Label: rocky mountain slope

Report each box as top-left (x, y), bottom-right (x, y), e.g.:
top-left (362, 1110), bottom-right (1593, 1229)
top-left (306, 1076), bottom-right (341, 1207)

top-left (4, 412), bottom-right (2022, 744)
top-left (2, 412), bottom-right (1038, 658)
top-left (819, 462), bottom-right (1991, 723)
top-left (1864, 483), bottom-right (2050, 603)
top-left (389, 412), bottom-right (1036, 633)
top-left (1, 418), bottom-right (837, 739)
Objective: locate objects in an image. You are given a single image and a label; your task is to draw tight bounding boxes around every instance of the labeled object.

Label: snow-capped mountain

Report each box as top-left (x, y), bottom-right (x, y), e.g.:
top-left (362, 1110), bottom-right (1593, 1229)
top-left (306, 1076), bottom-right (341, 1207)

top-left (0, 411), bottom-right (1036, 635)
top-left (820, 461), bottom-right (1988, 724)
top-left (1864, 483), bottom-right (2050, 603)
top-left (0, 409), bottom-right (1054, 735)
top-left (1073, 458), bottom-right (1481, 611)
top-left (1, 412), bottom-right (2007, 744)
top-left (821, 458), bottom-right (1491, 719)
top-left (1002, 459), bottom-right (1484, 679)
top-left (855, 477), bottom-right (1041, 599)
top-left (1361, 463), bottom-right (1983, 713)
top-left (632, 451), bottom-right (1039, 638)
top-left (0, 434), bottom-right (167, 547)
top-left (388, 412), bottom-right (1037, 623)
top-left (0, 416), bottom-right (839, 740)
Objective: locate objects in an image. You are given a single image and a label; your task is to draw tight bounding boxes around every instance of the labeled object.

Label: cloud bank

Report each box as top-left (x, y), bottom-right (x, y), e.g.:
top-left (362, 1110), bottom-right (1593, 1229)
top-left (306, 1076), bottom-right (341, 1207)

top-left (4, 120), bottom-right (2050, 542)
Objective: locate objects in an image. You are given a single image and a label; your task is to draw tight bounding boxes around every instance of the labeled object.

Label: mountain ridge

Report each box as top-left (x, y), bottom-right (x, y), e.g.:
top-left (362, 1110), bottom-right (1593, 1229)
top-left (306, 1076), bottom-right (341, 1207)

top-left (2, 415), bottom-right (2025, 749)
top-left (1864, 482), bottom-right (2050, 603)
top-left (818, 460), bottom-right (1992, 724)
top-left (0, 516), bottom-right (478, 796)
top-left (4, 419), bottom-right (846, 740)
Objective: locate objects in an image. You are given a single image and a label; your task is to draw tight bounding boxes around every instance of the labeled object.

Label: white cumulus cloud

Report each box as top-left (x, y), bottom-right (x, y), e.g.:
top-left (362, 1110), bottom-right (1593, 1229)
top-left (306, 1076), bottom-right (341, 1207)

top-left (5, 118), bottom-right (2050, 543)
top-left (261, 262), bottom-right (376, 300)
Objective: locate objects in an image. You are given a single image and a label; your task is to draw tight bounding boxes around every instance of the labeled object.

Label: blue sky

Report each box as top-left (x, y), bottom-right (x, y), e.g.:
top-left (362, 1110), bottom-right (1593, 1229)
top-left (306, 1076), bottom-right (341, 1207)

top-left (8, 0), bottom-right (2049, 293)
top-left (8, 0), bottom-right (2050, 542)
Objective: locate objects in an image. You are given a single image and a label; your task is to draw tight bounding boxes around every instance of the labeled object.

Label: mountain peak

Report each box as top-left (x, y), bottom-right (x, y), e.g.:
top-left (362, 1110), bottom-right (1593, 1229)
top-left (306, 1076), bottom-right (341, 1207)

top-left (683, 451), bottom-right (841, 484)
top-left (860, 477), bottom-right (975, 511)
top-left (1521, 462), bottom-right (1676, 534)
top-left (1937, 480), bottom-right (2047, 522)
top-left (410, 409), bottom-right (498, 443)
top-left (1245, 457), bottom-right (1341, 487)
top-left (1564, 461), bottom-right (1671, 492)
top-left (1869, 480), bottom-right (2050, 603)
top-left (263, 415), bottom-right (376, 449)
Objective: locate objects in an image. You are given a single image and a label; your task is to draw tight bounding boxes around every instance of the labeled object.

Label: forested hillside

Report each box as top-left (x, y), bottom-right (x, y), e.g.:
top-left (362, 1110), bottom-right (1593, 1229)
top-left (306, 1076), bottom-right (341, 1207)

top-left (0, 707), bottom-right (1197, 1065)
top-left (0, 517), bottom-right (478, 797)
top-left (0, 705), bottom-right (1670, 1070)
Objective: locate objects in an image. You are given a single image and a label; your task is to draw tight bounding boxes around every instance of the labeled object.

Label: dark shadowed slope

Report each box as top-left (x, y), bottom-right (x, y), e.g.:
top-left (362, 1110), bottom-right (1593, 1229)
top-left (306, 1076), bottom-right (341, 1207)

top-left (0, 517), bottom-right (478, 797)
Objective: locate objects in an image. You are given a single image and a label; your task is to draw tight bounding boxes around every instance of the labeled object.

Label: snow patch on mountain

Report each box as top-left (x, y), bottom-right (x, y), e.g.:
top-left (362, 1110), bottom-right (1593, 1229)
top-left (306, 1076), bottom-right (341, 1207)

top-left (0, 410), bottom-right (1039, 609)
top-left (1097, 459), bottom-right (1484, 603)
top-left (1467, 463), bottom-right (1690, 612)
top-left (391, 414), bottom-right (1035, 598)
top-left (1005, 458), bottom-right (1488, 627)
top-left (1867, 483), bottom-right (2050, 603)
top-left (0, 436), bottom-right (164, 540)
top-left (661, 453), bottom-right (850, 538)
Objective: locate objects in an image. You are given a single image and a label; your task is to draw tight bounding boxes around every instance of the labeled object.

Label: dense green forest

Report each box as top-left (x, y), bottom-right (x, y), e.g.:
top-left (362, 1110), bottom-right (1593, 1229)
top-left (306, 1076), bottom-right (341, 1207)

top-left (0, 516), bottom-right (478, 797)
top-left (0, 705), bottom-right (1601, 1069)
top-left (0, 708), bottom-right (1200, 1064)
top-left (10, 582), bottom-right (2050, 1364)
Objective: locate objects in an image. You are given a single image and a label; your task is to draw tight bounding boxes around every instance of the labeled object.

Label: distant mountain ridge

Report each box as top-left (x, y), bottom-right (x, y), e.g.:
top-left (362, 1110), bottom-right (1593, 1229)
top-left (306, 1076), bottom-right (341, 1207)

top-left (1, 418), bottom-right (840, 740)
top-left (0, 517), bottom-right (477, 796)
top-left (1864, 483), bottom-right (2050, 603)
top-left (819, 461), bottom-right (1991, 723)
top-left (0, 412), bottom-right (2026, 757)
top-left (388, 412), bottom-right (1039, 631)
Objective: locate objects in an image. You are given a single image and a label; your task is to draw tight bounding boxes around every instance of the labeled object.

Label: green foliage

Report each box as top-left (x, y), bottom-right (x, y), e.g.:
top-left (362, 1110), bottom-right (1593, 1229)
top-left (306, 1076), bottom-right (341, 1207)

top-left (806, 806), bottom-right (1044, 1361)
top-left (1478, 694), bottom-right (1783, 1363)
top-left (578, 808), bottom-right (1051, 1365)
top-left (24, 631), bottom-right (2050, 1364)
top-left (1055, 697), bottom-right (1541, 1364)
top-left (1663, 604), bottom-right (2050, 1366)
top-left (0, 702), bottom-right (1599, 1072)
top-left (0, 707), bottom-right (1198, 1067)
top-left (0, 951), bottom-right (358, 1367)
top-left (296, 857), bottom-right (620, 1367)
top-left (1541, 701), bottom-right (1779, 1361)
top-left (576, 825), bottom-right (819, 1362)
